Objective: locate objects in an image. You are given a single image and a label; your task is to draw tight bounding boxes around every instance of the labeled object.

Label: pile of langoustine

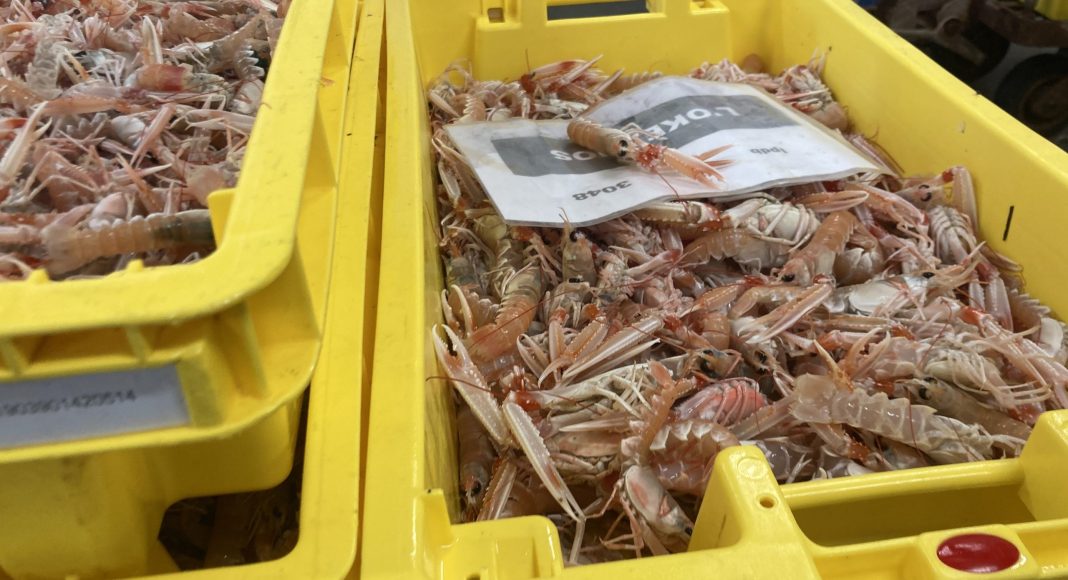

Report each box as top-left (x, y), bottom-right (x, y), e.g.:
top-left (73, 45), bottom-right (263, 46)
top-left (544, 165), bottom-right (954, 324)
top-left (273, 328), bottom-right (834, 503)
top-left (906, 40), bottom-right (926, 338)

top-left (0, 0), bottom-right (287, 280)
top-left (428, 55), bottom-right (1067, 564)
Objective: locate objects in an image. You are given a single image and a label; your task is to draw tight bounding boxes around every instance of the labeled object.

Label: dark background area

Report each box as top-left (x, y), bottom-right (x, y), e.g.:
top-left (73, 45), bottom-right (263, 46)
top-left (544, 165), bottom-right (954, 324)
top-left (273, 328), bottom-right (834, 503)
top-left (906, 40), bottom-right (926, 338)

top-left (546, 0), bottom-right (1067, 150)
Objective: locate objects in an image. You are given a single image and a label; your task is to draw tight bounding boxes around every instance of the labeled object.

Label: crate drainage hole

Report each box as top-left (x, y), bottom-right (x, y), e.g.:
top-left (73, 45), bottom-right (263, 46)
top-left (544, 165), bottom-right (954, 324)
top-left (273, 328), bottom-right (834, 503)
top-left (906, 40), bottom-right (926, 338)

top-left (759, 496), bottom-right (776, 509)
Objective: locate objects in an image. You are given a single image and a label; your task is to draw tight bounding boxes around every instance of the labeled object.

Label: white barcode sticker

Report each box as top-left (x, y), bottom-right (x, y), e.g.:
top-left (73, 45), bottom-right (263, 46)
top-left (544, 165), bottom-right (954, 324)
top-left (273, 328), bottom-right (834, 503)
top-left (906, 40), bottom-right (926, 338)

top-left (0, 365), bottom-right (190, 448)
top-left (446, 76), bottom-right (881, 227)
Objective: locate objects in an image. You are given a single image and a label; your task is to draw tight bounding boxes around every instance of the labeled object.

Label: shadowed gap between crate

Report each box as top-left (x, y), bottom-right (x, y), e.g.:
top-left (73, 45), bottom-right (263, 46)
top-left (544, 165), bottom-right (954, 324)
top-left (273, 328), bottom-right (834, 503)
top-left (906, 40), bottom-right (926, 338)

top-left (156, 395), bottom-right (308, 570)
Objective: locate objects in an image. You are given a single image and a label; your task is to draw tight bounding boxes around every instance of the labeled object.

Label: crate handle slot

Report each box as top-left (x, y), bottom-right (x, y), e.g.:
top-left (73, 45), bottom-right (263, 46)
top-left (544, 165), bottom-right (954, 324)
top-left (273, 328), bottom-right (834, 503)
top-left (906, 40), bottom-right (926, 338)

top-left (494, 0), bottom-right (695, 26)
top-left (546, 0), bottom-right (649, 21)
top-left (474, 0), bottom-right (729, 82)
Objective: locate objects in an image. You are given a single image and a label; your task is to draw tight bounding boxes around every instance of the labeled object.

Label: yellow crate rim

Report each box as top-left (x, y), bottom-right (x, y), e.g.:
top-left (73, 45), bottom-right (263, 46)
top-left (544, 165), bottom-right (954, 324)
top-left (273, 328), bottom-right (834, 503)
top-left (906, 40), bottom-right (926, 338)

top-left (0, 0), bottom-right (333, 337)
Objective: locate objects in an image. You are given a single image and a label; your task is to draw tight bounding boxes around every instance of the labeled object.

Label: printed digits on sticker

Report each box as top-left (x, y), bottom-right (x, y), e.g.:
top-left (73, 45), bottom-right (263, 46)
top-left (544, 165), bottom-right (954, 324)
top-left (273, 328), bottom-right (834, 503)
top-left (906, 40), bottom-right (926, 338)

top-left (750, 146), bottom-right (788, 155)
top-left (572, 180), bottom-right (632, 201)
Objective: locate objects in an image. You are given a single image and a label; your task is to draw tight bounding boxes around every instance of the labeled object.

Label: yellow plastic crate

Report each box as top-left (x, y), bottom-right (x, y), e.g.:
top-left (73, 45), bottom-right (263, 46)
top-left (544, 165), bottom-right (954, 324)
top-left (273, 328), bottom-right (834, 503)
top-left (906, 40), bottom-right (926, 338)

top-left (1036, 0), bottom-right (1068, 20)
top-left (149, 2), bottom-right (384, 575)
top-left (362, 0), bottom-right (1068, 578)
top-left (0, 0), bottom-right (347, 460)
top-left (0, 0), bottom-right (384, 576)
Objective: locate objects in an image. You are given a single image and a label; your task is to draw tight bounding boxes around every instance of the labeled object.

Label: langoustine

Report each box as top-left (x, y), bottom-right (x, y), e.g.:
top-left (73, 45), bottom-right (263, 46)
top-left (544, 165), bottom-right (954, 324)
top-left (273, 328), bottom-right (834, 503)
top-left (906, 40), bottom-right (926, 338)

top-left (426, 55), bottom-right (1065, 566)
top-left (0, 2), bottom-right (286, 279)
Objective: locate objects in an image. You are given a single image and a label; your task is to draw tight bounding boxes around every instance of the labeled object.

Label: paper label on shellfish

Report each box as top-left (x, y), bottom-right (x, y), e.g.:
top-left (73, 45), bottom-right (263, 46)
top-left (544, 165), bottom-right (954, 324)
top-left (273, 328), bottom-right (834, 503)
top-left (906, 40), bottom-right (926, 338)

top-left (445, 76), bottom-right (881, 227)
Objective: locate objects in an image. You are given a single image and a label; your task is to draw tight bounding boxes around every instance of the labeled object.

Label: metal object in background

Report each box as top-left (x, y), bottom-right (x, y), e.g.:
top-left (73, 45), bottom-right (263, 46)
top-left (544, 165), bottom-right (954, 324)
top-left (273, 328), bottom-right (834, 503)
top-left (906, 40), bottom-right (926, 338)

top-left (995, 52), bottom-right (1068, 134)
top-left (869, 0), bottom-right (1068, 138)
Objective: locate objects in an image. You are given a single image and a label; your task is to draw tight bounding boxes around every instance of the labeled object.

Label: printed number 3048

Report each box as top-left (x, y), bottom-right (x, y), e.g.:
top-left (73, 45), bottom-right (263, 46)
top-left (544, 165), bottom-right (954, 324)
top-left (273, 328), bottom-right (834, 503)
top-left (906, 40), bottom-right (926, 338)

top-left (573, 180), bottom-right (632, 201)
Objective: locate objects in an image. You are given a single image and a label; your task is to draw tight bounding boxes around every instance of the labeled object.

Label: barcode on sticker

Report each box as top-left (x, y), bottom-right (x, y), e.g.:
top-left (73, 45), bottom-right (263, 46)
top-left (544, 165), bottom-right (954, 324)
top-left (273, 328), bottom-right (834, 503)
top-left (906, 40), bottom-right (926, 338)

top-left (0, 365), bottom-right (190, 448)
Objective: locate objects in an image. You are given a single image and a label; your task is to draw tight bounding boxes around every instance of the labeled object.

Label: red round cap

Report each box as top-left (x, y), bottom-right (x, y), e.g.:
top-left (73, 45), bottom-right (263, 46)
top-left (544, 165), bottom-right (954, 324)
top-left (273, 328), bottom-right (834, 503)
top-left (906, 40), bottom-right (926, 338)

top-left (937, 534), bottom-right (1021, 573)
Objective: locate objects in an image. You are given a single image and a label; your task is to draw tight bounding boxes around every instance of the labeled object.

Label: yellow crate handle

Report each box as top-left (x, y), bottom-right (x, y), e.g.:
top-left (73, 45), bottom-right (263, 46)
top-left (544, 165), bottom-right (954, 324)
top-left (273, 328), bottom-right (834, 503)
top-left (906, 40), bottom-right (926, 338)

top-left (418, 412), bottom-right (1068, 579)
top-left (696, 411), bottom-right (1068, 579)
